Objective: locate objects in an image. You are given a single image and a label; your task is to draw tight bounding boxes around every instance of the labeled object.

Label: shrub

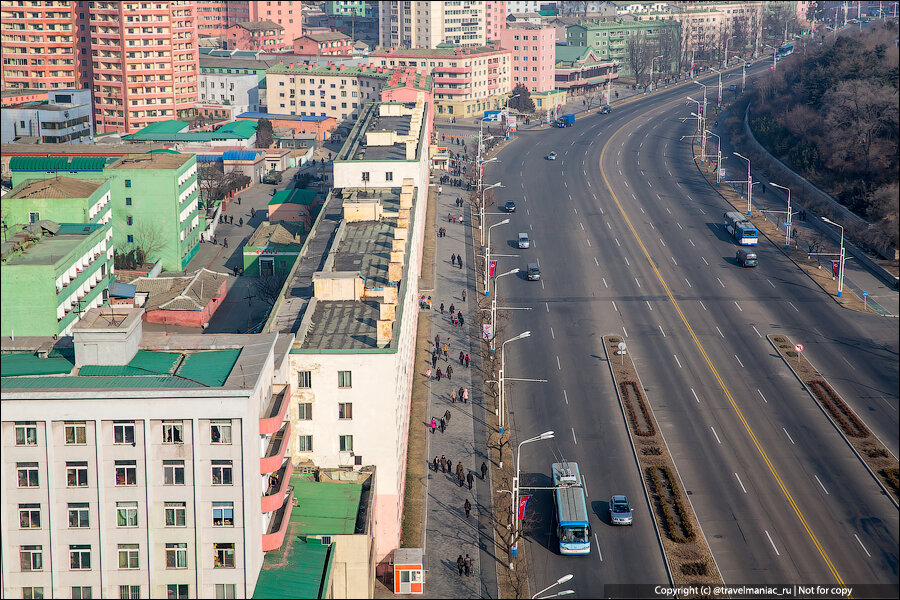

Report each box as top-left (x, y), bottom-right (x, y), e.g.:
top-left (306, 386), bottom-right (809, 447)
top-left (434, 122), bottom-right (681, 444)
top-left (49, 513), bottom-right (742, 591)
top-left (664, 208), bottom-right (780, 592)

top-left (786, 350), bottom-right (798, 357)
top-left (642, 446), bottom-right (663, 456)
top-left (883, 468), bottom-right (899, 493)
top-left (681, 561), bottom-right (709, 576)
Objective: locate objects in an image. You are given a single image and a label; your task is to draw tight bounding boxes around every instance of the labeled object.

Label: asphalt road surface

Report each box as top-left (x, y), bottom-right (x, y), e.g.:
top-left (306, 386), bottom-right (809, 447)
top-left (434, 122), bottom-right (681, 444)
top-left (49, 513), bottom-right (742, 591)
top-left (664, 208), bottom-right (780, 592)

top-left (486, 64), bottom-right (899, 598)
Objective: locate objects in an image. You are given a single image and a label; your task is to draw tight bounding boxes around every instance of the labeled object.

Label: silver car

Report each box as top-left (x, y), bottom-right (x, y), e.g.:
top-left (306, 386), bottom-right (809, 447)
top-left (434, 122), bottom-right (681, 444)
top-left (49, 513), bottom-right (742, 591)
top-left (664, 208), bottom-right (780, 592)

top-left (609, 495), bottom-right (633, 525)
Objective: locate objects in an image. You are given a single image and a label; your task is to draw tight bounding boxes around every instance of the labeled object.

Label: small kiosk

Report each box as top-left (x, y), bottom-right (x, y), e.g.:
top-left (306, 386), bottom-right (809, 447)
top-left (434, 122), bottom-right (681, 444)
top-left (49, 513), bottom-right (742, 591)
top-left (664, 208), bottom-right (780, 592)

top-left (392, 548), bottom-right (424, 594)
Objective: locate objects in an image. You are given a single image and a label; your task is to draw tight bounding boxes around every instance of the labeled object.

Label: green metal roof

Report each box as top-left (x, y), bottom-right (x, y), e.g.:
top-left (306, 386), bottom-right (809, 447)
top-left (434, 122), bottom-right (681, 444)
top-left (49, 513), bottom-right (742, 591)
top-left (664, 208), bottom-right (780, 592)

top-left (78, 350), bottom-right (181, 377)
top-left (56, 223), bottom-right (103, 235)
top-left (290, 477), bottom-right (362, 536)
top-left (176, 349), bottom-right (241, 386)
top-left (1, 375), bottom-right (202, 390)
top-left (9, 156), bottom-right (110, 172)
top-left (556, 45), bottom-right (593, 63)
top-left (122, 120), bottom-right (257, 142)
top-left (254, 537), bottom-right (331, 599)
top-left (1, 352), bottom-right (75, 376)
top-left (132, 120), bottom-right (189, 135)
top-left (147, 148), bottom-right (181, 154)
top-left (268, 189), bottom-right (317, 206)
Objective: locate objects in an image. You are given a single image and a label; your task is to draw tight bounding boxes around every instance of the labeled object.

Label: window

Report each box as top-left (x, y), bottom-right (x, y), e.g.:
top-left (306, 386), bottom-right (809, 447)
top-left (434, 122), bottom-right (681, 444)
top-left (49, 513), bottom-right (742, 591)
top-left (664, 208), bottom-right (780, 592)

top-left (15, 422), bottom-right (38, 446)
top-left (298, 402), bottom-right (312, 420)
top-left (115, 461), bottom-right (137, 486)
top-left (338, 403), bottom-right (353, 420)
top-left (338, 370), bottom-right (352, 388)
top-left (19, 504), bottom-right (41, 529)
top-left (339, 435), bottom-right (353, 452)
top-left (69, 503), bottom-right (90, 528)
top-left (297, 370), bottom-right (311, 388)
top-left (124, 179), bottom-right (131, 188)
top-left (29, 211), bottom-right (40, 224)
top-left (385, 172), bottom-right (393, 182)
top-left (117, 501), bottom-right (138, 527)
top-left (212, 460), bottom-right (233, 485)
top-left (70, 545), bottom-right (91, 570)
top-left (65, 422), bottom-right (87, 445)
top-left (214, 543), bottom-right (235, 568)
top-left (72, 586), bottom-right (92, 599)
top-left (21, 545), bottom-right (43, 571)
top-left (216, 584), bottom-right (237, 599)
top-left (127, 234), bottom-right (134, 244)
top-left (162, 422), bottom-right (183, 444)
top-left (17, 463), bottom-right (39, 488)
top-left (118, 544), bottom-right (139, 569)
top-left (167, 584), bottom-right (189, 598)
top-left (210, 420), bottom-right (231, 444)
top-left (165, 543), bottom-right (188, 569)
top-left (22, 588), bottom-right (44, 600)
top-left (165, 502), bottom-right (186, 527)
top-left (361, 172), bottom-right (370, 182)
top-left (126, 215), bottom-right (133, 226)
top-left (113, 422), bottom-right (135, 445)
top-left (298, 435), bottom-right (313, 452)
top-left (119, 585), bottom-right (141, 599)
top-left (67, 462), bottom-right (89, 487)
top-left (163, 460), bottom-right (185, 485)
top-left (213, 502), bottom-right (234, 527)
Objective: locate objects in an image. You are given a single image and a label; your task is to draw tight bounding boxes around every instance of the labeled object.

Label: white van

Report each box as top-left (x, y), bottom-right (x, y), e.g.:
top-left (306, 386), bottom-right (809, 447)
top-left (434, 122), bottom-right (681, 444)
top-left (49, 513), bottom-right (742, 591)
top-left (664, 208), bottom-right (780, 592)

top-left (518, 233), bottom-right (530, 249)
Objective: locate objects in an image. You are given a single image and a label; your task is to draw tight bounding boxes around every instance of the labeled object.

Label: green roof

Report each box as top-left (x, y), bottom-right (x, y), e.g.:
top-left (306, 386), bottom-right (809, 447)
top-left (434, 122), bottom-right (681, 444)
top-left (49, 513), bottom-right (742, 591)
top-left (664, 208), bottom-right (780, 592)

top-left (132, 120), bottom-right (188, 135)
top-left (176, 349), bottom-right (241, 386)
top-left (254, 537), bottom-right (331, 599)
top-left (55, 223), bottom-right (103, 235)
top-left (269, 189), bottom-right (317, 206)
top-left (1, 375), bottom-right (202, 390)
top-left (122, 120), bottom-right (257, 142)
top-left (1, 352), bottom-right (75, 376)
top-left (147, 148), bottom-right (181, 154)
top-left (290, 476), bottom-right (363, 536)
top-left (78, 350), bottom-right (181, 377)
top-left (556, 45), bottom-right (593, 63)
top-left (9, 156), bottom-right (110, 172)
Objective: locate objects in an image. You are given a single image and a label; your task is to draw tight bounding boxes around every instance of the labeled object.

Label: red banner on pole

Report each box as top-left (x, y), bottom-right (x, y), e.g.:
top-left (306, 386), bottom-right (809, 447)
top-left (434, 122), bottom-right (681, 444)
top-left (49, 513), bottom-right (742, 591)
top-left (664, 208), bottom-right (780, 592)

top-left (517, 495), bottom-right (530, 521)
top-left (489, 260), bottom-right (497, 277)
top-left (832, 260), bottom-right (840, 277)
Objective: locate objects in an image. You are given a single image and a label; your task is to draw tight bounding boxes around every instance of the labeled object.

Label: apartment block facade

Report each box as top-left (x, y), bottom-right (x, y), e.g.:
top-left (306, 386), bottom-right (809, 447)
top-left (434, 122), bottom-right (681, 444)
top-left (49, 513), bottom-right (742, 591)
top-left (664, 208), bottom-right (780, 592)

top-left (485, 0), bottom-right (508, 41)
top-left (567, 18), bottom-right (681, 76)
top-left (378, 0), bottom-right (487, 48)
top-left (498, 22), bottom-right (556, 93)
top-left (0, 0), bottom-right (80, 90)
top-left (628, 1), bottom-right (763, 54)
top-left (1, 89), bottom-right (94, 144)
top-left (248, 0), bottom-right (303, 45)
top-left (224, 20), bottom-right (285, 52)
top-left (195, 0), bottom-right (250, 37)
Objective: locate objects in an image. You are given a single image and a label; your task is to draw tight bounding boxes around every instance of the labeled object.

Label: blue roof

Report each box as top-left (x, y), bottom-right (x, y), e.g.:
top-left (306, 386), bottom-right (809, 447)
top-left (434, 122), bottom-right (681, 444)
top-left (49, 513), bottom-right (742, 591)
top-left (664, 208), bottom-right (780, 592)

top-left (222, 150), bottom-right (264, 161)
top-left (109, 282), bottom-right (136, 298)
top-left (196, 154), bottom-right (223, 162)
top-left (237, 112), bottom-right (333, 123)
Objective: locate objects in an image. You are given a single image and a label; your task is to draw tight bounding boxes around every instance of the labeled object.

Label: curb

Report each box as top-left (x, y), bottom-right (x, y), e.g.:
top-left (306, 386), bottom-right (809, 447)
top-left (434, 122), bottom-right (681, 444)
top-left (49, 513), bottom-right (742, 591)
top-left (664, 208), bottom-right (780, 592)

top-left (766, 335), bottom-right (900, 509)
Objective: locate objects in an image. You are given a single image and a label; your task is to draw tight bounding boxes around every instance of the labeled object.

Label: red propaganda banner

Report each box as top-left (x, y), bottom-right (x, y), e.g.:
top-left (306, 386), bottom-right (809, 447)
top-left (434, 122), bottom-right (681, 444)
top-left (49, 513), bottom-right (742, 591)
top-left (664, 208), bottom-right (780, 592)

top-left (517, 495), bottom-right (530, 521)
top-left (832, 260), bottom-right (840, 277)
top-left (489, 260), bottom-right (497, 277)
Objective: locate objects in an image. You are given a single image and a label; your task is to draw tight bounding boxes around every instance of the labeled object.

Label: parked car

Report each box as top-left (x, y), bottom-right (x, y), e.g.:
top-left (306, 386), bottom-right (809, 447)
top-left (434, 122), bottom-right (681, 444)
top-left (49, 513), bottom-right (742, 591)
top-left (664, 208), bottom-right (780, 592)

top-left (609, 495), bottom-right (633, 525)
top-left (599, 105), bottom-right (612, 114)
top-left (503, 201), bottom-right (517, 213)
top-left (546, 151), bottom-right (557, 160)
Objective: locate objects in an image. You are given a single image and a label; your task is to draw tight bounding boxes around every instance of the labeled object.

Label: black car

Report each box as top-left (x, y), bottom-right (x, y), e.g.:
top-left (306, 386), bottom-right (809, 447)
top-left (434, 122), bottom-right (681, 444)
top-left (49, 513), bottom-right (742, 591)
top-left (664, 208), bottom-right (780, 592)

top-left (599, 105), bottom-right (612, 114)
top-left (503, 201), bottom-right (516, 212)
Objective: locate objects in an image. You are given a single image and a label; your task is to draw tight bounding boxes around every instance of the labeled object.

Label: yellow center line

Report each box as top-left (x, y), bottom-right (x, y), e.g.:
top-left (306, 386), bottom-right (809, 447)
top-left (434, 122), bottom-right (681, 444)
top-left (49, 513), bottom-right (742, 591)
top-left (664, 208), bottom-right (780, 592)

top-left (596, 101), bottom-right (847, 590)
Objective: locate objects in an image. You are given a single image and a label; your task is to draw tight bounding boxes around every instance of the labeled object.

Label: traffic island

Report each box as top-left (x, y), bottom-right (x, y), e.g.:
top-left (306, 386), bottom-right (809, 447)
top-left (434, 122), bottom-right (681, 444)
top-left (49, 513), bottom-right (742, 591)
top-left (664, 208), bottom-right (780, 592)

top-left (603, 335), bottom-right (725, 593)
top-left (768, 335), bottom-right (900, 505)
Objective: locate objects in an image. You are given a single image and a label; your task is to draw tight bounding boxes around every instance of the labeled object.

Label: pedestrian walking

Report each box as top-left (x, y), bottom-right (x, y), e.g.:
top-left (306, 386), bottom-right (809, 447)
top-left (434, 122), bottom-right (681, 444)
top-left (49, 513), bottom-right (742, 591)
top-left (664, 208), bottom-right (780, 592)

top-left (456, 463), bottom-right (465, 487)
top-left (440, 455), bottom-right (447, 473)
top-left (464, 499), bottom-right (472, 518)
top-left (440, 303), bottom-right (445, 314)
top-left (223, 238), bottom-right (228, 248)
top-left (433, 456), bottom-right (439, 472)
top-left (446, 364), bottom-right (453, 380)
top-left (457, 555), bottom-right (465, 576)
top-left (481, 461), bottom-right (488, 480)
top-left (435, 334), bottom-right (441, 348)
top-left (451, 388), bottom-right (457, 403)
top-left (443, 344), bottom-right (449, 359)
top-left (463, 388), bottom-right (469, 403)
top-left (464, 554), bottom-right (472, 576)
top-left (238, 217), bottom-right (243, 227)
top-left (447, 458), bottom-right (453, 474)
top-left (448, 212), bottom-right (453, 222)
top-left (444, 409), bottom-right (451, 424)
top-left (459, 253), bottom-right (464, 266)
top-left (459, 314), bottom-right (465, 328)
top-left (432, 353), bottom-right (438, 368)
top-left (436, 368), bottom-right (443, 381)
top-left (237, 196), bottom-right (241, 205)
top-left (449, 304), bottom-right (455, 314)
top-left (467, 471), bottom-right (474, 490)
top-left (426, 368), bottom-right (431, 380)
top-left (451, 253), bottom-right (457, 266)
top-left (459, 351), bottom-right (465, 365)
top-left (457, 310), bottom-right (462, 322)
top-left (462, 289), bottom-right (466, 301)
top-left (465, 354), bottom-right (470, 368)
top-left (430, 418), bottom-right (437, 434)
top-left (458, 387), bottom-right (464, 404)
top-left (439, 417), bottom-right (445, 433)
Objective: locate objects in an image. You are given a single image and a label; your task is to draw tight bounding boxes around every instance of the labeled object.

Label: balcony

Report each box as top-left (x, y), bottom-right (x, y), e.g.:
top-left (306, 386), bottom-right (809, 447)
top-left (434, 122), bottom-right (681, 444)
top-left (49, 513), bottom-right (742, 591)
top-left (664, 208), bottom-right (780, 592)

top-left (260, 384), bottom-right (290, 435)
top-left (434, 66), bottom-right (471, 74)
top-left (261, 460), bottom-right (290, 513)
top-left (433, 76), bottom-right (472, 85)
top-left (261, 486), bottom-right (294, 552)
top-left (435, 87), bottom-right (472, 95)
top-left (259, 420), bottom-right (290, 475)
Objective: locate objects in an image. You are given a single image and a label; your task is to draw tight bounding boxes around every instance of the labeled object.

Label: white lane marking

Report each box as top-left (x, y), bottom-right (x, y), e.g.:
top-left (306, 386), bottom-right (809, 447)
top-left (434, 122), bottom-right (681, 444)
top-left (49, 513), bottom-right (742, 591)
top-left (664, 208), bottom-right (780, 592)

top-left (618, 169), bottom-right (622, 175)
top-left (752, 325), bottom-right (762, 338)
top-left (624, 180), bottom-right (629, 188)
top-left (768, 279), bottom-right (776, 288)
top-left (668, 170), bottom-right (673, 177)
top-left (698, 207), bottom-right (706, 215)
top-left (564, 389), bottom-right (569, 405)
top-left (587, 239), bottom-right (592, 247)
top-left (841, 356), bottom-right (857, 371)
top-left (691, 388), bottom-right (701, 403)
top-left (564, 181), bottom-right (568, 188)
top-left (855, 534), bottom-right (872, 558)
top-left (599, 206), bottom-right (604, 214)
top-left (674, 354), bottom-right (682, 368)
top-left (646, 301), bottom-right (653, 311)
top-left (710, 427), bottom-right (722, 444)
top-left (716, 326), bottom-right (725, 338)
top-left (602, 277), bottom-right (608, 288)
top-left (527, 208), bottom-right (530, 215)
top-left (624, 256), bottom-right (630, 266)
top-left (701, 256), bottom-right (709, 266)
top-left (734, 301), bottom-right (743, 312)
top-left (632, 193), bottom-right (637, 200)
top-left (699, 300), bottom-right (707, 311)
top-left (594, 533), bottom-right (603, 561)
top-left (635, 277), bottom-right (640, 288)
top-left (581, 475), bottom-right (589, 497)
top-left (622, 326), bottom-right (628, 337)
top-left (546, 302), bottom-right (550, 312)
top-left (530, 224), bottom-right (533, 231)
top-left (689, 239), bottom-right (695, 247)
top-left (648, 180), bottom-right (652, 188)
top-left (814, 327), bottom-right (823, 336)
top-left (735, 355), bottom-right (744, 368)
top-left (574, 207), bottom-right (577, 214)
top-left (607, 221), bottom-right (612, 229)
top-left (612, 301), bottom-right (618, 312)
top-left (672, 256), bottom-right (678, 265)
top-left (788, 301), bottom-right (799, 312)
top-left (640, 141), bottom-right (643, 148)
top-left (765, 531), bottom-right (780, 556)
top-left (541, 279), bottom-right (544, 289)
top-left (572, 427), bottom-right (577, 445)
top-left (596, 257), bottom-right (601, 267)
top-left (616, 238), bottom-right (621, 247)
top-left (685, 278), bottom-right (692, 288)
top-left (667, 207), bottom-right (672, 214)
top-left (659, 238), bottom-right (665, 247)
top-left (659, 325), bottom-right (666, 337)
top-left (735, 472), bottom-right (748, 493)
top-left (677, 222), bottom-right (683, 229)
top-left (717, 277), bottom-right (725, 288)
top-left (580, 222), bottom-right (585, 230)
top-left (782, 427), bottom-right (795, 444)
top-left (649, 222), bottom-right (655, 229)
top-left (550, 327), bottom-right (555, 339)
top-left (879, 395), bottom-right (897, 412)
top-left (557, 356), bottom-right (561, 370)
top-left (686, 195), bottom-right (693, 202)
top-left (814, 475), bottom-right (829, 495)
top-left (758, 389), bottom-right (768, 403)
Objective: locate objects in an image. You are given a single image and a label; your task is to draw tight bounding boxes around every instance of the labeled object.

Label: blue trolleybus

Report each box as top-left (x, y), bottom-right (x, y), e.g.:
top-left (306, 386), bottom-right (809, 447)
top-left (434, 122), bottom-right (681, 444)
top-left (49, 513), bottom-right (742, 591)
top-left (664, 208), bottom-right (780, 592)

top-left (551, 462), bottom-right (591, 555)
top-left (724, 211), bottom-right (758, 245)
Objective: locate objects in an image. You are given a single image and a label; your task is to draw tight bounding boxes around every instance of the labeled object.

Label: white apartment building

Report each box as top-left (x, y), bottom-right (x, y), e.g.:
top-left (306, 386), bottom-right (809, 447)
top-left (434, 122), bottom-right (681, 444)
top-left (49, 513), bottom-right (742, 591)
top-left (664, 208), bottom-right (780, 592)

top-left (199, 72), bottom-right (262, 114)
top-left (630, 1), bottom-right (765, 54)
top-left (1, 308), bottom-right (293, 600)
top-left (269, 98), bottom-right (432, 565)
top-left (379, 0), bottom-right (487, 48)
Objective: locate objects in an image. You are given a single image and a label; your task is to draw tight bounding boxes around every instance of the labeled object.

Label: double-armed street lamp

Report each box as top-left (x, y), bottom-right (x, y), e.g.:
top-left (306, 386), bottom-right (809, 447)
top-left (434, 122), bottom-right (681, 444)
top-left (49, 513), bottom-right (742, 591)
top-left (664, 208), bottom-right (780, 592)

top-left (704, 129), bottom-right (723, 185)
top-left (478, 178), bottom-right (503, 250)
top-left (532, 574), bottom-right (575, 599)
top-left (821, 217), bottom-right (846, 297)
top-left (512, 430), bottom-right (554, 559)
top-left (484, 218), bottom-right (509, 295)
top-left (490, 268), bottom-right (520, 351)
top-left (769, 182), bottom-right (794, 248)
top-left (498, 330), bottom-right (531, 435)
top-left (733, 151), bottom-right (753, 216)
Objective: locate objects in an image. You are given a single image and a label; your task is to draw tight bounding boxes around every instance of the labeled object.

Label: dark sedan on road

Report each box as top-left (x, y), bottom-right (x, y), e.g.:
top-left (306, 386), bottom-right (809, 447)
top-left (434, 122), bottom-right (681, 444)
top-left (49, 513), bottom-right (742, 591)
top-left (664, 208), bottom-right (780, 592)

top-left (502, 201), bottom-right (517, 212)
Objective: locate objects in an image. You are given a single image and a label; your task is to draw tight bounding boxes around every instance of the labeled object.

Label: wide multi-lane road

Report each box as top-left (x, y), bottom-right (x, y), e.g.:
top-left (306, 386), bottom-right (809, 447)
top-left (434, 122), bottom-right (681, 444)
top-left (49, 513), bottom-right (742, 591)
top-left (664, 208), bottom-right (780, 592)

top-left (485, 68), bottom-right (899, 598)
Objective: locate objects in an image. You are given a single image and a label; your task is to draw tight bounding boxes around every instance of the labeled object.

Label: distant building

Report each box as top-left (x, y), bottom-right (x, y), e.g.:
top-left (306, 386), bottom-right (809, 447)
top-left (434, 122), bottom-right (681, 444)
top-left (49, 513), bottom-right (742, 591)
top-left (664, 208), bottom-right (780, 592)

top-left (0, 1), bottom-right (81, 91)
top-left (498, 23), bottom-right (557, 93)
top-left (199, 57), bottom-right (278, 118)
top-left (195, 0), bottom-right (251, 37)
top-left (555, 45), bottom-right (619, 93)
top-left (248, 0), bottom-right (304, 46)
top-left (267, 189), bottom-right (320, 230)
top-left (566, 18), bottom-right (681, 76)
top-left (1, 89), bottom-right (93, 145)
top-left (293, 31), bottom-right (354, 58)
top-left (324, 1), bottom-right (372, 18)
top-left (486, 0), bottom-right (509, 41)
top-left (225, 20), bottom-right (286, 52)
top-left (132, 268), bottom-right (229, 328)
top-left (378, 0), bottom-right (487, 48)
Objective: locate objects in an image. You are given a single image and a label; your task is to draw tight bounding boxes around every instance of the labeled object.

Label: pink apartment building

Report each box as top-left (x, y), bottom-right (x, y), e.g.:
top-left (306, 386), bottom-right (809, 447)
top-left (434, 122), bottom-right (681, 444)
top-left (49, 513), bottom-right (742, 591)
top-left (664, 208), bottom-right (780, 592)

top-left (248, 0), bottom-right (303, 47)
top-left (498, 23), bottom-right (556, 93)
top-left (486, 0), bottom-right (508, 42)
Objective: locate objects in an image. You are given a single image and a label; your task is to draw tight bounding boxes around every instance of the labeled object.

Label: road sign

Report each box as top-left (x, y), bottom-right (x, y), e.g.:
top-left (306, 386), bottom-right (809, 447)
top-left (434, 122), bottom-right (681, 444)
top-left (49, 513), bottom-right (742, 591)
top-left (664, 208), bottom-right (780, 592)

top-left (795, 344), bottom-right (803, 352)
top-left (719, 168), bottom-right (726, 177)
top-left (482, 324), bottom-right (492, 341)
top-left (784, 222), bottom-right (791, 227)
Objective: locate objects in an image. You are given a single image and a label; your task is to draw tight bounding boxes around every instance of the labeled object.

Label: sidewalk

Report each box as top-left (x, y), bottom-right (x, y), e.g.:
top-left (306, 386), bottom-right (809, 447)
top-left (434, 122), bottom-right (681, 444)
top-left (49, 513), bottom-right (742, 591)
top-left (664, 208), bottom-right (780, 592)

top-left (421, 181), bottom-right (499, 597)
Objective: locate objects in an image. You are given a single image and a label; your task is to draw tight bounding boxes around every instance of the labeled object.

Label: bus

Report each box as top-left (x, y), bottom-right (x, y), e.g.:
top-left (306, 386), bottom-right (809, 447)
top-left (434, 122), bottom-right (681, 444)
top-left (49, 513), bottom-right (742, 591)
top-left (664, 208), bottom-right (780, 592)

top-left (776, 43), bottom-right (794, 57)
top-left (551, 462), bottom-right (591, 555)
top-left (724, 211), bottom-right (758, 245)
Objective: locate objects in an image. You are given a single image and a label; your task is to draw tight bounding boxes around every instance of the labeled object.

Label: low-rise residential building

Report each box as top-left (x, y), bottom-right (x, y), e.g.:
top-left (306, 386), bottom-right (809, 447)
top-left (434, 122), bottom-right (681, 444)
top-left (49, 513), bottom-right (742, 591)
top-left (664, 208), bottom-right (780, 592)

top-left (198, 58), bottom-right (278, 116)
top-left (9, 152), bottom-right (201, 272)
top-left (242, 221), bottom-right (306, 278)
top-left (268, 98), bottom-right (432, 566)
top-left (369, 44), bottom-right (513, 118)
top-left (555, 45), bottom-right (619, 93)
top-left (498, 23), bottom-right (557, 93)
top-left (1, 176), bottom-right (112, 230)
top-left (121, 119), bottom-right (258, 147)
top-left (0, 309), bottom-right (294, 600)
top-left (0, 89), bottom-right (93, 145)
top-left (132, 268), bottom-right (229, 328)
top-left (293, 31), bottom-right (354, 58)
top-left (225, 20), bottom-right (286, 52)
top-left (268, 189), bottom-right (320, 230)
top-left (235, 112), bottom-right (338, 141)
top-left (566, 18), bottom-right (681, 76)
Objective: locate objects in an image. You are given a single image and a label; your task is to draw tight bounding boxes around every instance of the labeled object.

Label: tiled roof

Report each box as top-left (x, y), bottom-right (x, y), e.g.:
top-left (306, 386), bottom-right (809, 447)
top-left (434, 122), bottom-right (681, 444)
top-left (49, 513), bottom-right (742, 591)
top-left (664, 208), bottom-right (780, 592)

top-left (301, 31), bottom-right (351, 42)
top-left (6, 176), bottom-right (105, 200)
top-left (247, 221), bottom-right (306, 247)
top-left (133, 268), bottom-right (229, 312)
top-left (233, 19), bottom-right (283, 31)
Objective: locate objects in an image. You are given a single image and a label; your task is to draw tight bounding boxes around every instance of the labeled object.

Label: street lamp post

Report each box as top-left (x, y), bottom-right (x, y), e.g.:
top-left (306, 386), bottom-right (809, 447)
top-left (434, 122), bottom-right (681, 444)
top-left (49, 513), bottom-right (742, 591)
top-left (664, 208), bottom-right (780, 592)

top-left (740, 58), bottom-right (747, 93)
top-left (503, 93), bottom-right (520, 137)
top-left (723, 35), bottom-right (735, 69)
top-left (498, 331), bottom-right (531, 435)
top-left (769, 182), bottom-right (793, 248)
top-left (733, 152), bottom-right (753, 216)
top-left (821, 217), bottom-right (846, 297)
top-left (512, 430), bottom-right (554, 559)
top-left (649, 54), bottom-right (663, 92)
top-left (532, 574), bottom-right (575, 599)
top-left (692, 82), bottom-right (708, 159)
top-left (484, 218), bottom-right (509, 296)
top-left (711, 67), bottom-right (723, 109)
top-left (479, 179), bottom-right (502, 250)
top-left (704, 129), bottom-right (722, 185)
top-left (686, 96), bottom-right (703, 135)
top-left (491, 268), bottom-right (520, 351)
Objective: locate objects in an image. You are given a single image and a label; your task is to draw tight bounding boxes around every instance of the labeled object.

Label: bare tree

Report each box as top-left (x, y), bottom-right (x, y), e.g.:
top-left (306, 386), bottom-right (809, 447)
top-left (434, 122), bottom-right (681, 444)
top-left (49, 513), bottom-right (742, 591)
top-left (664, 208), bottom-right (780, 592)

top-left (824, 80), bottom-right (899, 173)
top-left (625, 31), bottom-right (652, 85)
top-left (132, 221), bottom-right (167, 264)
top-left (254, 274), bottom-right (287, 306)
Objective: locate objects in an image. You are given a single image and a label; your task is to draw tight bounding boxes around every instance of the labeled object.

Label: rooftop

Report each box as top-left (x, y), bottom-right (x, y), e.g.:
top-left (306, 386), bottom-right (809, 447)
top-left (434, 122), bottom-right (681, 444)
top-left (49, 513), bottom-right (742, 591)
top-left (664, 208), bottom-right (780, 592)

top-left (337, 101), bottom-right (426, 163)
top-left (6, 101), bottom-right (88, 111)
top-left (5, 177), bottom-right (106, 200)
top-left (237, 112), bottom-right (335, 123)
top-left (133, 268), bottom-right (231, 312)
top-left (247, 221), bottom-right (306, 248)
top-left (266, 62), bottom-right (393, 77)
top-left (300, 31), bottom-right (351, 43)
top-left (1, 221), bottom-right (104, 268)
top-left (121, 120), bottom-right (258, 142)
top-left (232, 19), bottom-right (283, 31)
top-left (269, 188), bottom-right (318, 206)
top-left (200, 56), bottom-right (280, 70)
top-left (370, 44), bottom-right (509, 58)
top-left (107, 152), bottom-right (193, 170)
top-left (9, 155), bottom-right (110, 173)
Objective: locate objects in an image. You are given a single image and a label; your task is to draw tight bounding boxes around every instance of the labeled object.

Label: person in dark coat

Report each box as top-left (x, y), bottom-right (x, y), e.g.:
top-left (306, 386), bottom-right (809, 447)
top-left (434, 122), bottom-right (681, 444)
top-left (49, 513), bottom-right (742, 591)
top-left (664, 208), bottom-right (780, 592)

top-left (436, 368), bottom-right (442, 381)
top-left (447, 458), bottom-right (453, 474)
top-left (467, 471), bottom-right (474, 490)
top-left (432, 353), bottom-right (438, 369)
top-left (457, 555), bottom-right (465, 576)
top-left (456, 463), bottom-right (465, 487)
top-left (439, 417), bottom-right (446, 433)
top-left (433, 456), bottom-right (439, 472)
top-left (464, 499), bottom-right (472, 518)
top-left (446, 364), bottom-right (453, 380)
top-left (459, 351), bottom-right (465, 365)
top-left (481, 461), bottom-right (488, 480)
top-left (444, 409), bottom-right (451, 424)
top-left (440, 455), bottom-right (447, 473)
